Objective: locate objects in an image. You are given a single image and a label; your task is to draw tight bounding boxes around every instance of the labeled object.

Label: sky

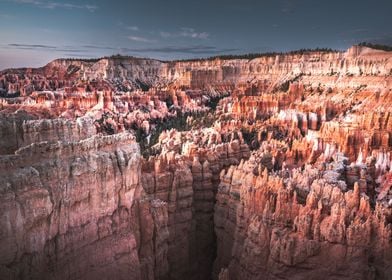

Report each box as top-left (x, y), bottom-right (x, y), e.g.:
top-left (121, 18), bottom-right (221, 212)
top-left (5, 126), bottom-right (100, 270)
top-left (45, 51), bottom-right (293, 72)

top-left (0, 0), bottom-right (391, 70)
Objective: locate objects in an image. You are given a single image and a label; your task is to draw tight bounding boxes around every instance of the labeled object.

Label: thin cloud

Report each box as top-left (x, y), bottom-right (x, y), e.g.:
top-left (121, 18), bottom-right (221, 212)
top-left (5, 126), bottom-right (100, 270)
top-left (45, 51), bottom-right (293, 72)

top-left (160, 28), bottom-right (209, 40)
top-left (126, 26), bottom-right (139, 31)
top-left (342, 34), bottom-right (392, 45)
top-left (63, 53), bottom-right (96, 58)
top-left (127, 36), bottom-right (155, 43)
top-left (12, 0), bottom-right (98, 12)
top-left (8, 43), bottom-right (57, 49)
top-left (54, 48), bottom-right (86, 53)
top-left (121, 45), bottom-right (238, 55)
top-left (3, 42), bottom-right (240, 58)
top-left (5, 43), bottom-right (90, 53)
top-left (81, 45), bottom-right (118, 51)
top-left (160, 32), bottom-right (172, 38)
top-left (5, 43), bottom-right (116, 52)
top-left (181, 28), bottom-right (209, 39)
top-left (117, 21), bottom-right (140, 32)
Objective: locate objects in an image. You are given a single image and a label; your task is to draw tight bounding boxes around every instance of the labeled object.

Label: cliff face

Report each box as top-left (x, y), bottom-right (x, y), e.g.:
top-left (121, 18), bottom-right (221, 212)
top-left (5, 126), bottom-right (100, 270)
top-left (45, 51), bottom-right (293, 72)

top-left (0, 131), bottom-right (146, 279)
top-left (0, 119), bottom-right (250, 280)
top-left (1, 46), bottom-right (391, 95)
top-left (0, 46), bottom-right (392, 280)
top-left (0, 117), bottom-right (96, 154)
top-left (141, 129), bottom-right (250, 280)
top-left (214, 153), bottom-right (392, 280)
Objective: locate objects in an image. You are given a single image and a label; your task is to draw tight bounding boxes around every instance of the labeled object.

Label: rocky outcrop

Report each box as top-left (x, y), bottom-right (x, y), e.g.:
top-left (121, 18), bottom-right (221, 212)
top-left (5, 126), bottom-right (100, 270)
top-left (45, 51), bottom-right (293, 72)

top-left (0, 131), bottom-right (151, 279)
top-left (1, 46), bottom-right (391, 95)
top-left (0, 117), bottom-right (96, 154)
top-left (0, 120), bottom-right (251, 280)
top-left (214, 152), bottom-right (392, 280)
top-left (0, 45), bottom-right (392, 280)
top-left (141, 128), bottom-right (250, 280)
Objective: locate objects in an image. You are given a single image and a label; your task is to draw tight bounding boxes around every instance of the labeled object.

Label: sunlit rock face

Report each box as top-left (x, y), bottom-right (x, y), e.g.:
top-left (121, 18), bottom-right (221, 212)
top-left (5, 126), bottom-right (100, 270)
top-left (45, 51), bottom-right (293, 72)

top-left (0, 46), bottom-right (392, 280)
top-left (1, 46), bottom-right (390, 94)
top-left (214, 154), bottom-right (392, 280)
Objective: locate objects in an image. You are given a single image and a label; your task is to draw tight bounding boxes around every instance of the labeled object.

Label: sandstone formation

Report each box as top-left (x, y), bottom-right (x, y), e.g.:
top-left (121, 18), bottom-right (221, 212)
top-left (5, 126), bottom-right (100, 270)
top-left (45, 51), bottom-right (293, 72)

top-left (0, 45), bottom-right (391, 280)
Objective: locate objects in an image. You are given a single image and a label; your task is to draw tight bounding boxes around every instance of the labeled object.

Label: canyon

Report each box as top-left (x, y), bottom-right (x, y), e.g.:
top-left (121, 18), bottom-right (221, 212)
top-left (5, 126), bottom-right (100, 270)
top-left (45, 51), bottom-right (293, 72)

top-left (0, 45), bottom-right (391, 280)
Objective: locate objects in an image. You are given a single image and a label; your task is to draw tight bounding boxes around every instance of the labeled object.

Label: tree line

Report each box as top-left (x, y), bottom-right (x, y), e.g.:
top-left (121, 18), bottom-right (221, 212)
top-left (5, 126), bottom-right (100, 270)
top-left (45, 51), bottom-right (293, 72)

top-left (357, 42), bottom-right (392, 52)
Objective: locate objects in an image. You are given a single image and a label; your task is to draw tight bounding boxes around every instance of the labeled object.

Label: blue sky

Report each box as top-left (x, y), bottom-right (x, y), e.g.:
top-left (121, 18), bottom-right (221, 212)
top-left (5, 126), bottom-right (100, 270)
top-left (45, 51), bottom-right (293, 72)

top-left (0, 0), bottom-right (391, 69)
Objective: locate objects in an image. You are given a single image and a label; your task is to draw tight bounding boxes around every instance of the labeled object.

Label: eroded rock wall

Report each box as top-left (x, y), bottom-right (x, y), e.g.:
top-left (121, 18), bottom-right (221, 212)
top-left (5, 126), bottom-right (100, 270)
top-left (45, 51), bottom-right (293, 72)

top-left (214, 152), bottom-right (392, 280)
top-left (141, 128), bottom-right (250, 280)
top-left (0, 129), bottom-right (169, 280)
top-left (0, 45), bottom-right (392, 280)
top-left (1, 46), bottom-right (391, 95)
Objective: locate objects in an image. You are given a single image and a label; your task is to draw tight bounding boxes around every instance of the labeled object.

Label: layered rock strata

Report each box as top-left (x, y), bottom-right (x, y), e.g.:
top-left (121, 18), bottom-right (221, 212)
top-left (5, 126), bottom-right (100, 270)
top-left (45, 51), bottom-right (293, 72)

top-left (1, 46), bottom-right (391, 96)
top-left (214, 151), bottom-right (392, 280)
top-left (0, 131), bottom-right (148, 279)
top-left (0, 45), bottom-right (391, 280)
top-left (0, 120), bottom-right (250, 280)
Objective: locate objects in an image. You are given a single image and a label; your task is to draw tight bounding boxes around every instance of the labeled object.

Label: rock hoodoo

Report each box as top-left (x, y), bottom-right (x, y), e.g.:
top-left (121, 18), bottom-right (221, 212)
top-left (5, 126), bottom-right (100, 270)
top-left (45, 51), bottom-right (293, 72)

top-left (0, 46), bottom-right (391, 279)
